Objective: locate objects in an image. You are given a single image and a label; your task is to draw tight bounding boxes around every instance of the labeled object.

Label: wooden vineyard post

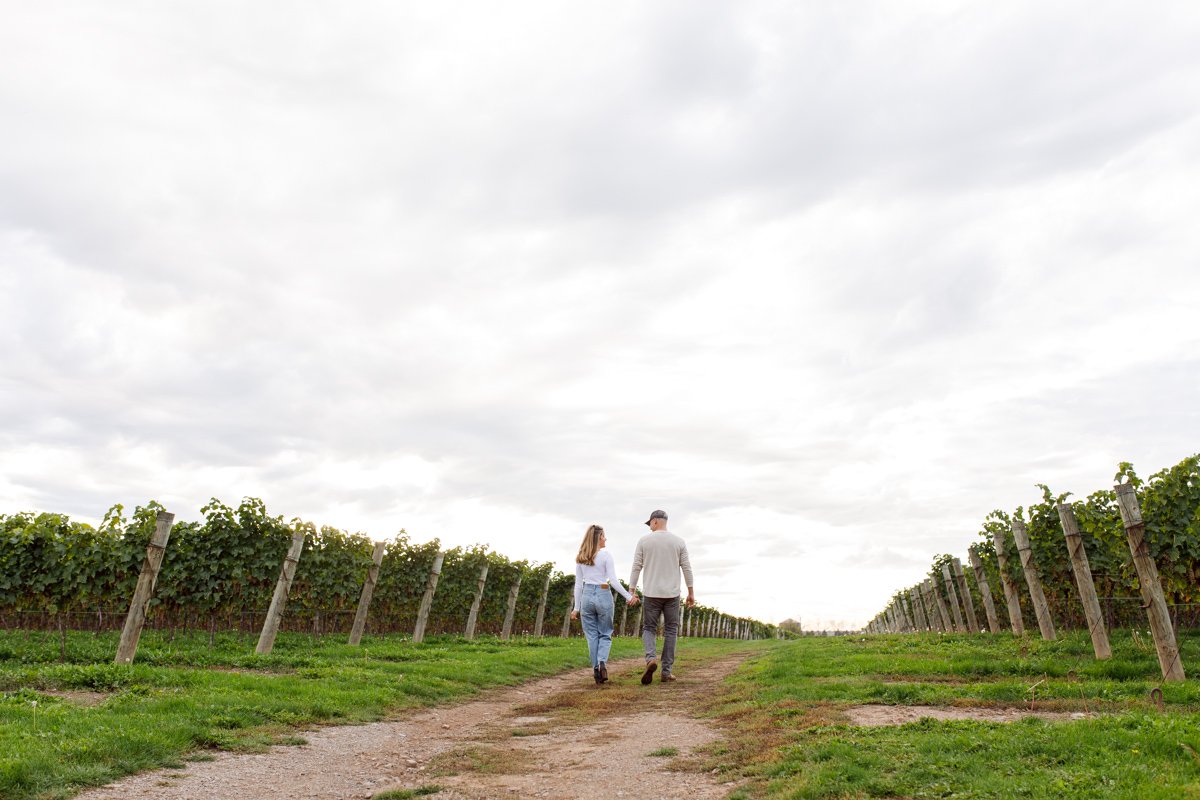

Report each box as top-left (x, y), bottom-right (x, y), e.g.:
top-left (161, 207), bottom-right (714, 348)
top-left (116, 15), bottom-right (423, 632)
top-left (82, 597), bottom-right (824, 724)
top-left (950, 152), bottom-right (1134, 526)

top-left (561, 602), bottom-right (573, 637)
top-left (532, 572), bottom-right (552, 637)
top-left (1057, 503), bottom-right (1112, 660)
top-left (940, 564), bottom-right (967, 631)
top-left (500, 575), bottom-right (522, 640)
top-left (991, 526), bottom-right (1026, 635)
top-left (348, 541), bottom-right (386, 646)
top-left (952, 558), bottom-right (981, 633)
top-left (968, 545), bottom-right (1002, 633)
top-left (464, 563), bottom-right (489, 640)
top-left (916, 581), bottom-right (937, 631)
top-left (917, 584), bottom-right (936, 630)
top-left (1010, 520), bottom-right (1056, 641)
top-left (412, 551), bottom-right (445, 644)
top-left (908, 587), bottom-right (929, 631)
top-left (115, 511), bottom-right (175, 665)
top-left (1115, 483), bottom-right (1185, 681)
top-left (921, 582), bottom-right (950, 633)
top-left (931, 578), bottom-right (950, 633)
top-left (896, 597), bottom-right (912, 632)
top-left (636, 605), bottom-right (644, 637)
top-left (256, 528), bottom-right (307, 655)
top-left (903, 591), bottom-right (917, 631)
top-left (619, 602), bottom-right (628, 637)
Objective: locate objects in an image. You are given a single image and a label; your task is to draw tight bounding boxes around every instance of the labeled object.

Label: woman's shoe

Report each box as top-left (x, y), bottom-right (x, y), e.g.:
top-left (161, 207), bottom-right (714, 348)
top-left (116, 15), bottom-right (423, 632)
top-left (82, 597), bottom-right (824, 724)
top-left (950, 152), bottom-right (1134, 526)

top-left (593, 666), bottom-right (603, 684)
top-left (599, 662), bottom-right (608, 683)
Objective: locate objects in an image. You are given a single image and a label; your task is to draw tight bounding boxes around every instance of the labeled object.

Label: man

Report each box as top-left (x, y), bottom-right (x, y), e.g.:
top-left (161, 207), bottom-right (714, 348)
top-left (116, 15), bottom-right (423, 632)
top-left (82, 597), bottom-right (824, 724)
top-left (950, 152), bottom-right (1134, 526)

top-left (627, 509), bottom-right (695, 684)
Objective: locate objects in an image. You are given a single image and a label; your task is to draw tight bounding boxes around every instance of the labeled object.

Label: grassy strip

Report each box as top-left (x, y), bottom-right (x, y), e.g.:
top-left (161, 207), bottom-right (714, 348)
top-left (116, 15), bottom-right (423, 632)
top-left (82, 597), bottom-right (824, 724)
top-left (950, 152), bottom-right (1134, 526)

top-left (0, 628), bottom-right (652, 800)
top-left (706, 630), bottom-right (1200, 799)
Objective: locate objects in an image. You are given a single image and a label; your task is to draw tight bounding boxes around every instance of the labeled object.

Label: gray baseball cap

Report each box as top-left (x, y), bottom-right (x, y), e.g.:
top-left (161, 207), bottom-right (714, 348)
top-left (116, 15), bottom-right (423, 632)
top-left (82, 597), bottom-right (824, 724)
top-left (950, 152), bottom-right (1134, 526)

top-left (644, 509), bottom-right (668, 526)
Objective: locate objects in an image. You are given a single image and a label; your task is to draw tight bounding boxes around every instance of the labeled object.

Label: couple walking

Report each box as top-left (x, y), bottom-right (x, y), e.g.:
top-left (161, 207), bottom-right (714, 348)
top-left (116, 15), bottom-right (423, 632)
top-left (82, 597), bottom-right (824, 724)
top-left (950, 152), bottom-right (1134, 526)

top-left (570, 509), bottom-right (695, 685)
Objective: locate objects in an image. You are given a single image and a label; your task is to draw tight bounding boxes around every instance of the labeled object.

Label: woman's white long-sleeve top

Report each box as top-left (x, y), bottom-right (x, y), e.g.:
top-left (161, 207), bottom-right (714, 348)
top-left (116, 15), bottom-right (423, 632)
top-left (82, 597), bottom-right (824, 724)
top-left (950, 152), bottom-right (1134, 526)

top-left (573, 549), bottom-right (632, 611)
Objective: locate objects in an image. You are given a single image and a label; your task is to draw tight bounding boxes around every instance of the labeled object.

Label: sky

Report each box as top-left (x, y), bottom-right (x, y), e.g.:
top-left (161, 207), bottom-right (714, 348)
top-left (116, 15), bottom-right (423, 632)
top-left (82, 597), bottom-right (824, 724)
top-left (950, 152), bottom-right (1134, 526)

top-left (2, 2), bottom-right (1199, 630)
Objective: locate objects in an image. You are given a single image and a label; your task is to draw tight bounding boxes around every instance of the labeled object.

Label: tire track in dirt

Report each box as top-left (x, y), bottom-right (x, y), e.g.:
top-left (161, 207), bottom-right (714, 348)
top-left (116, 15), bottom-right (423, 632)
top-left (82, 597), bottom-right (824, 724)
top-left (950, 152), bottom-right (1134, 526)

top-left (76, 652), bottom-right (752, 800)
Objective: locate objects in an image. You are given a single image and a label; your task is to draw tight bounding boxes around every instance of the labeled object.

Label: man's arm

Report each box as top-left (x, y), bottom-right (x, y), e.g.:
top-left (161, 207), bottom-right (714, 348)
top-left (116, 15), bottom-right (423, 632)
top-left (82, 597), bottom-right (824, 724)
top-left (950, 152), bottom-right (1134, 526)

top-left (679, 542), bottom-right (695, 607)
top-left (628, 540), bottom-right (644, 594)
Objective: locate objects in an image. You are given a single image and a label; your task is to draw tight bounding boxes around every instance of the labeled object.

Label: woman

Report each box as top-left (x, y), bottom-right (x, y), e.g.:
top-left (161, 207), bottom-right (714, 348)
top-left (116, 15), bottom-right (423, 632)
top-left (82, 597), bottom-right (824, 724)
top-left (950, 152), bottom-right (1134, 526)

top-left (570, 524), bottom-right (632, 684)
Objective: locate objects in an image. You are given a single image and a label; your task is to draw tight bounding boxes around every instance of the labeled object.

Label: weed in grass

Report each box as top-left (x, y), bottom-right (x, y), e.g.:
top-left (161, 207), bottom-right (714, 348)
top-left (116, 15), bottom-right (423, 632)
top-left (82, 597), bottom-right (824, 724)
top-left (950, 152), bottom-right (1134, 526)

top-left (648, 746), bottom-right (679, 757)
top-left (373, 786), bottom-right (443, 799)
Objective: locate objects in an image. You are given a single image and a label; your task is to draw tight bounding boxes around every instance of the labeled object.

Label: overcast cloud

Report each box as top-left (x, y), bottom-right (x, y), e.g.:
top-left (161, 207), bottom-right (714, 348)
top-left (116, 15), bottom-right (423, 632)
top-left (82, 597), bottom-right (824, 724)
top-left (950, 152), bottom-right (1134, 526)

top-left (3, 1), bottom-right (1199, 629)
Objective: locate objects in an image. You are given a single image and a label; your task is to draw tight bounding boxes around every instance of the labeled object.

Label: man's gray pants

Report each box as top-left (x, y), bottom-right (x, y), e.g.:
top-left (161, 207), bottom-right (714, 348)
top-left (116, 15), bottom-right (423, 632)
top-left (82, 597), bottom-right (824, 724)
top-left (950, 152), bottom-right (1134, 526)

top-left (641, 595), bottom-right (680, 676)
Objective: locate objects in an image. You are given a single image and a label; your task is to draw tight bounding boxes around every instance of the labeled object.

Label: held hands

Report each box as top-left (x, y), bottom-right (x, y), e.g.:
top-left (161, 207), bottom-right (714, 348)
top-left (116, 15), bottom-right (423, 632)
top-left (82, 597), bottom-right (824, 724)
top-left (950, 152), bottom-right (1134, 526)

top-left (570, 610), bottom-right (579, 621)
top-left (626, 593), bottom-right (640, 607)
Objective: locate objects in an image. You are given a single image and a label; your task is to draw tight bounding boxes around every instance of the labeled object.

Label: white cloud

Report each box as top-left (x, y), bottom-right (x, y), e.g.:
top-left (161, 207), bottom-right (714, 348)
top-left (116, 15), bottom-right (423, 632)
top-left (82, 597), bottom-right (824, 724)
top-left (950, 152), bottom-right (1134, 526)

top-left (3, 1), bottom-right (1200, 627)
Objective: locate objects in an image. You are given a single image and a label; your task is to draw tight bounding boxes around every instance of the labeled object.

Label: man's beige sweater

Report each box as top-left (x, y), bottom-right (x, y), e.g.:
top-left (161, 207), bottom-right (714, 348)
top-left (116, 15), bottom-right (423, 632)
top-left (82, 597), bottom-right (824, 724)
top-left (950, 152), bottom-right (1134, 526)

top-left (628, 530), bottom-right (694, 599)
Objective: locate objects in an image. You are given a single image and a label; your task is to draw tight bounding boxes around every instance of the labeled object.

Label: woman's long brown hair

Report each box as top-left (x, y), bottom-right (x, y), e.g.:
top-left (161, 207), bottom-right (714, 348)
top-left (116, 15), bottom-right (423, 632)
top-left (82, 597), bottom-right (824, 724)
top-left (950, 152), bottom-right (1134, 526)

top-left (575, 524), bottom-right (604, 565)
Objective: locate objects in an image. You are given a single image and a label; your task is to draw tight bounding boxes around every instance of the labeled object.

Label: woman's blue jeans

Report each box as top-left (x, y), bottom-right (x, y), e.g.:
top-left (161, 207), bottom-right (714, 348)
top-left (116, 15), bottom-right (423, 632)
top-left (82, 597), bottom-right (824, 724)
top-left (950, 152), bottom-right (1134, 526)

top-left (580, 584), bottom-right (615, 668)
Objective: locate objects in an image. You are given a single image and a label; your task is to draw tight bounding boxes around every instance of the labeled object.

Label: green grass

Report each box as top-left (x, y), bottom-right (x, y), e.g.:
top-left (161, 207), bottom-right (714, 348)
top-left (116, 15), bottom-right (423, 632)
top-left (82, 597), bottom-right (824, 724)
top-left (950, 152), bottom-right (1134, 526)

top-left (372, 786), bottom-right (443, 799)
top-left (710, 630), bottom-right (1200, 799)
top-left (0, 628), bottom-right (648, 800)
top-left (648, 746), bottom-right (679, 757)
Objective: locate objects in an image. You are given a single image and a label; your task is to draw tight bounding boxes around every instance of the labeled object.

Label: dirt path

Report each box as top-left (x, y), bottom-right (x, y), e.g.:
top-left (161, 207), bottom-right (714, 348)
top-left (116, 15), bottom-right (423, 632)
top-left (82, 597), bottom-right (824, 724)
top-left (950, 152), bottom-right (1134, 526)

top-left (77, 654), bottom-right (749, 800)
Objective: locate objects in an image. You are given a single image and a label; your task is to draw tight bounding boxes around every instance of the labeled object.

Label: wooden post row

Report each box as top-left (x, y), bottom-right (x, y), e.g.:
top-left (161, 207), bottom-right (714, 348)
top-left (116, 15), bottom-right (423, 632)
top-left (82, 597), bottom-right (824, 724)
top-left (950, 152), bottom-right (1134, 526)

top-left (1010, 520), bottom-right (1056, 641)
top-left (967, 545), bottom-right (1002, 634)
top-left (991, 526), bottom-right (1026, 635)
top-left (1115, 484), bottom-right (1184, 681)
top-left (115, 511), bottom-right (176, 665)
top-left (348, 541), bottom-right (386, 646)
top-left (256, 528), bottom-right (308, 655)
top-left (412, 551), bottom-right (445, 644)
top-left (464, 563), bottom-right (489, 640)
top-left (1056, 503), bottom-right (1112, 660)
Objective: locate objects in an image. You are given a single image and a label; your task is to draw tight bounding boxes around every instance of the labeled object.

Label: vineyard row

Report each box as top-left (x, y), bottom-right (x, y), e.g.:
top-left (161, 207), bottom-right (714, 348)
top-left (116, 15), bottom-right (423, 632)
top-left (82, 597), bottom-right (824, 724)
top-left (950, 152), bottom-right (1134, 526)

top-left (0, 497), bottom-right (780, 662)
top-left (867, 453), bottom-right (1200, 682)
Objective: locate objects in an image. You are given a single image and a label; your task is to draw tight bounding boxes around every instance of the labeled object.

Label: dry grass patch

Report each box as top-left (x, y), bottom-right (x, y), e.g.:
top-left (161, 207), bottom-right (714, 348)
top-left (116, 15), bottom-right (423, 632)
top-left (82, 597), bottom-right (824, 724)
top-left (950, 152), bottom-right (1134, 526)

top-left (41, 689), bottom-right (110, 706)
top-left (427, 745), bottom-right (535, 777)
top-left (515, 683), bottom-right (642, 720)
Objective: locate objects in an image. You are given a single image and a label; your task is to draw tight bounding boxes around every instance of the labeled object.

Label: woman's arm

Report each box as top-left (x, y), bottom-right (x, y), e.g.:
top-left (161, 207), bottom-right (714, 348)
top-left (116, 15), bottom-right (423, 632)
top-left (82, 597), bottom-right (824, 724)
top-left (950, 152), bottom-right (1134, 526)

top-left (573, 563), bottom-right (584, 613)
top-left (602, 551), bottom-right (632, 600)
